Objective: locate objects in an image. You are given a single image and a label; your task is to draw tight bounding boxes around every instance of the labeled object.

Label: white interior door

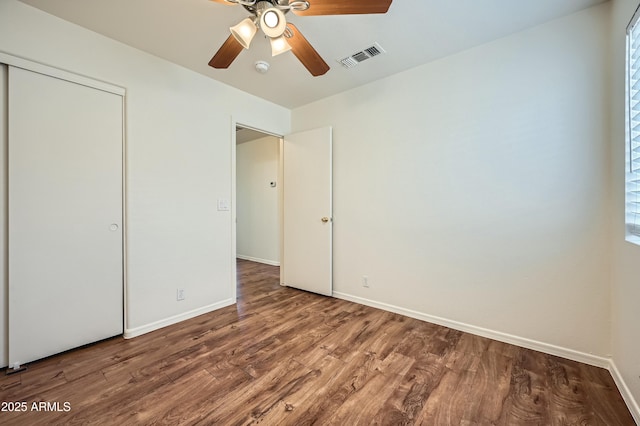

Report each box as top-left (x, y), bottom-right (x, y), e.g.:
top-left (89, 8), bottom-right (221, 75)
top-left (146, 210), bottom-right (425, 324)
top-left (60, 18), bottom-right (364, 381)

top-left (282, 127), bottom-right (332, 296)
top-left (8, 66), bottom-right (123, 367)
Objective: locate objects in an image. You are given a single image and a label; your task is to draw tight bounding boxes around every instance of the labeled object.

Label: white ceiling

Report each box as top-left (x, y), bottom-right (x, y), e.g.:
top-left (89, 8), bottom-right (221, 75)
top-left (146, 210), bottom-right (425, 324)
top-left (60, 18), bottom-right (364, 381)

top-left (236, 126), bottom-right (273, 144)
top-left (19, 0), bottom-right (608, 109)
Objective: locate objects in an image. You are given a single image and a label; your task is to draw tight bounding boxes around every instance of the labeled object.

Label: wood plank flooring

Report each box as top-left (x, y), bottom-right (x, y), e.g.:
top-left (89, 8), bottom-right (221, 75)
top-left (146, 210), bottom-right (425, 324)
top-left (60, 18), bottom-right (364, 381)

top-left (0, 259), bottom-right (635, 425)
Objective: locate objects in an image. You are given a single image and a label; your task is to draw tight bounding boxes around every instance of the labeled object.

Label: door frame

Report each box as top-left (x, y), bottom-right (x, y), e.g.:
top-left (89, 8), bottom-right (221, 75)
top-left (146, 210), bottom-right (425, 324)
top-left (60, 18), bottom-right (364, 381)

top-left (0, 51), bottom-right (127, 368)
top-left (230, 119), bottom-right (284, 301)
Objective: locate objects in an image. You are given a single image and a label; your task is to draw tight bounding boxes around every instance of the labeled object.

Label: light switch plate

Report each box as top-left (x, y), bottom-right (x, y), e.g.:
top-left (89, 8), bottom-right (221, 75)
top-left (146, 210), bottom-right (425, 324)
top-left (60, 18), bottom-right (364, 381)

top-left (217, 198), bottom-right (230, 211)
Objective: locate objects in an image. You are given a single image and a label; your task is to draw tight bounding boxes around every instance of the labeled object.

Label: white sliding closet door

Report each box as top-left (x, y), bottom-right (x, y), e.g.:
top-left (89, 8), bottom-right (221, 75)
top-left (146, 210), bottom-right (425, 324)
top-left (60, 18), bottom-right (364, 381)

top-left (0, 65), bottom-right (7, 368)
top-left (8, 66), bottom-right (123, 367)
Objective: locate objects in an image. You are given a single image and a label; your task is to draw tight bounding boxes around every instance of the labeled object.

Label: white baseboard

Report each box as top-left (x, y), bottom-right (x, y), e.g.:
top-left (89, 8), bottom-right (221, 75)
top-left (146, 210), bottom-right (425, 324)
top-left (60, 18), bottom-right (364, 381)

top-left (609, 361), bottom-right (640, 424)
top-left (332, 291), bottom-right (610, 369)
top-left (236, 255), bottom-right (280, 266)
top-left (123, 299), bottom-right (235, 339)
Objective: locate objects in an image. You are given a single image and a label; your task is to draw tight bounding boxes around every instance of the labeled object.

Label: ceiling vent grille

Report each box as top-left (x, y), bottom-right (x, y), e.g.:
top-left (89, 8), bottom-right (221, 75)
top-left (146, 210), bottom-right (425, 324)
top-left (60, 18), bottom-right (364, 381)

top-left (338, 42), bottom-right (386, 69)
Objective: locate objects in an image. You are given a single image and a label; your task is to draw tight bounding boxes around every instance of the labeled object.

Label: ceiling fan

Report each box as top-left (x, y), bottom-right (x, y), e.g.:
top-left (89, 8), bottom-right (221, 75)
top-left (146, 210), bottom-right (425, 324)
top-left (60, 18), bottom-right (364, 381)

top-left (208, 0), bottom-right (393, 76)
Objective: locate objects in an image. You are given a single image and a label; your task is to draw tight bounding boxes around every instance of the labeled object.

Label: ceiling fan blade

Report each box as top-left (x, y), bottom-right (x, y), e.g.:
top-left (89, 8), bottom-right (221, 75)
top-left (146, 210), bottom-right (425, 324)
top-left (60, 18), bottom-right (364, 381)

top-left (208, 34), bottom-right (244, 69)
top-left (293, 0), bottom-right (392, 16)
top-left (286, 23), bottom-right (329, 77)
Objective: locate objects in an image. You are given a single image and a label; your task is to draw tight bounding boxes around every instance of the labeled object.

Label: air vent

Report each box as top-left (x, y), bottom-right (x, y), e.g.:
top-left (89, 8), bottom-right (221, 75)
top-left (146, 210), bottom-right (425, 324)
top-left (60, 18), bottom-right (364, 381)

top-left (337, 42), bottom-right (386, 69)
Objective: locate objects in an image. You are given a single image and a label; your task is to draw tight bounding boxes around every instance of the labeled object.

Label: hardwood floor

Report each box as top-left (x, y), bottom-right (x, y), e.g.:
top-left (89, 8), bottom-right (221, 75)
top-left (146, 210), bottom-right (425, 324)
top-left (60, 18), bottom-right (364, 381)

top-left (0, 259), bottom-right (635, 425)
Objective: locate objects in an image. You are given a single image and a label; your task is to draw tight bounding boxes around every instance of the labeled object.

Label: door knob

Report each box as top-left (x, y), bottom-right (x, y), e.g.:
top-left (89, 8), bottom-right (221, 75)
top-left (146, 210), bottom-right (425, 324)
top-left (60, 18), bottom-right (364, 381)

top-left (321, 217), bottom-right (330, 223)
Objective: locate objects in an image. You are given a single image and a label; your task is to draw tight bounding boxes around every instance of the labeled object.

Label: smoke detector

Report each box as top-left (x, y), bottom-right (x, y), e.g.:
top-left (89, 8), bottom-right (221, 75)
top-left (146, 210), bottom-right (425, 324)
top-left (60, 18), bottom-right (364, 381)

top-left (255, 60), bottom-right (270, 74)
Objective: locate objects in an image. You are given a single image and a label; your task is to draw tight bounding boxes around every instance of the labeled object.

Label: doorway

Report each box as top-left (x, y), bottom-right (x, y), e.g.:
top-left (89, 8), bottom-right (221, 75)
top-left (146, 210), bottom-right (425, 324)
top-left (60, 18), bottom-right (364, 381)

top-left (231, 123), bottom-right (333, 301)
top-left (233, 124), bottom-right (283, 297)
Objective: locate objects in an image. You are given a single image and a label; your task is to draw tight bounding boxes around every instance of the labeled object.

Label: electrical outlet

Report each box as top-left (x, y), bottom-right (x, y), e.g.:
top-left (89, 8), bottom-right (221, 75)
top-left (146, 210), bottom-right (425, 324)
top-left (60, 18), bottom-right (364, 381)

top-left (362, 275), bottom-right (369, 288)
top-left (177, 288), bottom-right (185, 301)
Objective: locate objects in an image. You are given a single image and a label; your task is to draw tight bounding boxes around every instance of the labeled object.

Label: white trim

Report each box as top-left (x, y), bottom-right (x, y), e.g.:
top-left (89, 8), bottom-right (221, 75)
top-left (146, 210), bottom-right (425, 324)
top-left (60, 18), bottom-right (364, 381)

top-left (236, 255), bottom-right (280, 266)
top-left (278, 137), bottom-right (285, 286)
top-left (625, 233), bottom-right (640, 247)
top-left (332, 291), bottom-right (610, 369)
top-left (230, 118), bottom-right (237, 304)
top-left (123, 299), bottom-right (235, 339)
top-left (609, 361), bottom-right (640, 424)
top-left (122, 86), bottom-right (129, 336)
top-left (0, 51), bottom-right (125, 96)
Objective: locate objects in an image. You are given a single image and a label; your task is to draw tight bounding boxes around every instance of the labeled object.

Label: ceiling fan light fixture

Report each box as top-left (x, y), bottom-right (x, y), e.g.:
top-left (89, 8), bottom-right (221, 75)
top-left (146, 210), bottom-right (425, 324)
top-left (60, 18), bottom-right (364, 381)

top-left (263, 10), bottom-right (279, 28)
top-left (270, 35), bottom-right (291, 56)
top-left (209, 0), bottom-right (394, 77)
top-left (230, 17), bottom-right (257, 49)
top-left (260, 7), bottom-right (287, 38)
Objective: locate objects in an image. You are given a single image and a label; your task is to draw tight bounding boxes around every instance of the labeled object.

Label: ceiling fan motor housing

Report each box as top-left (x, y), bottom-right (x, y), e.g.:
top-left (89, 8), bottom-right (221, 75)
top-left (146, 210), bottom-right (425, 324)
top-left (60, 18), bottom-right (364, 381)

top-left (243, 0), bottom-right (282, 14)
top-left (242, 1), bottom-right (309, 16)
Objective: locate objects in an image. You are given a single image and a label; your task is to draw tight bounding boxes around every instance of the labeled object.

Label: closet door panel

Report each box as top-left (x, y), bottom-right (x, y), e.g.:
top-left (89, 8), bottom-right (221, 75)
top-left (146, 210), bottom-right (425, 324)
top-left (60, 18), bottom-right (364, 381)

top-left (8, 66), bottom-right (123, 366)
top-left (0, 64), bottom-right (6, 368)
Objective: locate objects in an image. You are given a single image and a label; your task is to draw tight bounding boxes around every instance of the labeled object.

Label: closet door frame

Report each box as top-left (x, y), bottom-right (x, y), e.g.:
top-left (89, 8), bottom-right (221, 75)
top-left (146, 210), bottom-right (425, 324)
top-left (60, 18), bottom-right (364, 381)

top-left (0, 52), bottom-right (127, 369)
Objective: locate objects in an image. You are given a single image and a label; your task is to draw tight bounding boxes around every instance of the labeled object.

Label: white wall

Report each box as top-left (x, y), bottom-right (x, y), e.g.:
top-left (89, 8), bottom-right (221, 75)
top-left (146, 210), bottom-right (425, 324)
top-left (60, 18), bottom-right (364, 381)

top-left (611, 0), bottom-right (640, 418)
top-left (236, 136), bottom-right (280, 265)
top-left (4, 3), bottom-right (637, 415)
top-left (0, 0), bottom-right (290, 348)
top-left (293, 4), bottom-right (612, 359)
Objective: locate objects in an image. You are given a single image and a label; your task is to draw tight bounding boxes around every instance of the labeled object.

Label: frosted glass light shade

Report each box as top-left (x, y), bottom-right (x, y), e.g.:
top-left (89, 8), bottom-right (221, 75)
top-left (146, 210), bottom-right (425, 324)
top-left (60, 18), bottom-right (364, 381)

top-left (270, 36), bottom-right (291, 56)
top-left (260, 8), bottom-right (287, 38)
top-left (264, 10), bottom-right (279, 28)
top-left (230, 18), bottom-right (257, 49)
